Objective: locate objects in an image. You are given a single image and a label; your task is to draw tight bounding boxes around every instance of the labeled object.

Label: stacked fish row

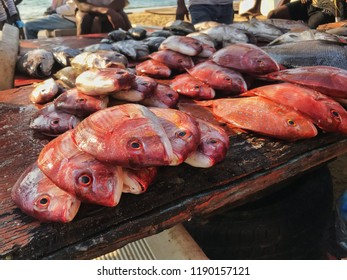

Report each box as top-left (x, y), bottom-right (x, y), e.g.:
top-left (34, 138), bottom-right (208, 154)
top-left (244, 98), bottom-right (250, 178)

top-left (12, 103), bottom-right (230, 223)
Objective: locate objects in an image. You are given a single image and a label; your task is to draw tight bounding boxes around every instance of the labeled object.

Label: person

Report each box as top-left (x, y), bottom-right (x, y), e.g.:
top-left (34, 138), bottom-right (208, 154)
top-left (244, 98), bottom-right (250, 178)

top-left (176, 0), bottom-right (234, 25)
top-left (73, 0), bottom-right (131, 35)
top-left (23, 0), bottom-right (77, 39)
top-left (0, 0), bottom-right (20, 30)
top-left (267, 0), bottom-right (347, 29)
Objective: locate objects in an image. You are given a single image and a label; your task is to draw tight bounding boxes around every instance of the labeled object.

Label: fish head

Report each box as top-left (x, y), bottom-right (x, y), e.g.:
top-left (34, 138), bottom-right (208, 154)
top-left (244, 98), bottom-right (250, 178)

top-left (152, 84), bottom-right (180, 108)
top-left (11, 162), bottom-right (80, 223)
top-left (243, 51), bottom-right (280, 74)
top-left (132, 76), bottom-right (157, 96)
top-left (123, 167), bottom-right (158, 194)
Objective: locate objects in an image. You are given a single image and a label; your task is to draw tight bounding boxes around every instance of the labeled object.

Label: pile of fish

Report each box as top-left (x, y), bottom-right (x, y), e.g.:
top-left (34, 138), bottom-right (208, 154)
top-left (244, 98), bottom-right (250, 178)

top-left (12, 18), bottom-right (347, 223)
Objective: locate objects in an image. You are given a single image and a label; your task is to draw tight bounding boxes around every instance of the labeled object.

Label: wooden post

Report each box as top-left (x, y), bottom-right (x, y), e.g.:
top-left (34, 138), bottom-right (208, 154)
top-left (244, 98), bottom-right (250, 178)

top-left (0, 24), bottom-right (19, 90)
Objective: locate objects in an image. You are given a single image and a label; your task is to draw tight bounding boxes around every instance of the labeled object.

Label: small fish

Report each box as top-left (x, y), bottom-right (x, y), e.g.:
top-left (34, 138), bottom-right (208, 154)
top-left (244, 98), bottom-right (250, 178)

top-left (54, 87), bottom-right (109, 117)
top-left (264, 19), bottom-right (309, 33)
top-left (185, 118), bottom-right (230, 168)
top-left (73, 104), bottom-right (175, 167)
top-left (83, 43), bottom-right (120, 52)
top-left (197, 44), bottom-right (216, 58)
top-left (148, 30), bottom-right (173, 38)
top-left (123, 167), bottom-right (157, 194)
top-left (30, 103), bottom-right (81, 136)
top-left (150, 107), bottom-right (201, 165)
top-left (186, 32), bottom-right (216, 47)
top-left (170, 73), bottom-right (215, 100)
top-left (52, 46), bottom-right (82, 67)
top-left (38, 130), bottom-right (124, 207)
top-left (207, 96), bottom-right (318, 141)
top-left (30, 78), bottom-right (59, 104)
top-left (140, 83), bottom-right (179, 108)
top-left (143, 36), bottom-right (167, 52)
top-left (164, 20), bottom-right (196, 35)
top-left (16, 49), bottom-right (55, 78)
top-left (75, 68), bottom-right (136, 96)
top-left (54, 66), bottom-right (79, 88)
top-left (212, 43), bottom-right (280, 75)
top-left (113, 40), bottom-right (149, 61)
top-left (11, 162), bottom-right (81, 223)
top-left (135, 59), bottom-right (171, 78)
top-left (149, 50), bottom-right (194, 71)
top-left (108, 28), bottom-right (128, 41)
top-left (194, 21), bottom-right (221, 31)
top-left (159, 35), bottom-right (203, 56)
top-left (128, 27), bottom-right (147, 40)
top-left (187, 61), bottom-right (247, 94)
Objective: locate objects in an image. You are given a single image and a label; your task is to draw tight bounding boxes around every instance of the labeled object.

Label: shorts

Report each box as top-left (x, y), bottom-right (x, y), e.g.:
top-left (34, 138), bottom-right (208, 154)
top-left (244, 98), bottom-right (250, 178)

top-left (189, 4), bottom-right (234, 25)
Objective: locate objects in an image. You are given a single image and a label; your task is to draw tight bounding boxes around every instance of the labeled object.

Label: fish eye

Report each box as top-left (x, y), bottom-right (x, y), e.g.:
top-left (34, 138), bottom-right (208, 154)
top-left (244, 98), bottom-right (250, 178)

top-left (224, 77), bottom-right (231, 81)
top-left (77, 98), bottom-right (86, 103)
top-left (194, 85), bottom-right (200, 90)
top-left (207, 138), bottom-right (218, 144)
top-left (167, 93), bottom-right (174, 98)
top-left (78, 174), bottom-right (93, 186)
top-left (331, 109), bottom-right (340, 119)
top-left (50, 119), bottom-right (60, 126)
top-left (175, 130), bottom-right (187, 138)
top-left (128, 139), bottom-right (142, 150)
top-left (287, 119), bottom-right (296, 126)
top-left (177, 59), bottom-right (183, 64)
top-left (117, 70), bottom-right (126, 75)
top-left (35, 195), bottom-right (50, 209)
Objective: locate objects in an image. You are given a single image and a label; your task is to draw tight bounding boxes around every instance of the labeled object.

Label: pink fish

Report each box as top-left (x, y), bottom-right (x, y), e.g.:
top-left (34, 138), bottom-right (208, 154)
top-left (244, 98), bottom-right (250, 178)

top-left (243, 83), bottom-right (347, 134)
top-left (150, 107), bottom-right (201, 165)
top-left (212, 43), bottom-right (280, 75)
top-left (30, 78), bottom-right (59, 104)
top-left (123, 167), bottom-right (158, 194)
top-left (207, 96), bottom-right (318, 141)
top-left (149, 50), bottom-right (194, 71)
top-left (11, 162), bottom-right (81, 223)
top-left (139, 83), bottom-right (179, 108)
top-left (73, 104), bottom-right (175, 167)
top-left (75, 68), bottom-right (136, 96)
top-left (170, 73), bottom-right (215, 100)
top-left (264, 66), bottom-right (347, 98)
top-left (135, 59), bottom-right (172, 78)
top-left (187, 61), bottom-right (247, 94)
top-left (54, 87), bottom-right (109, 117)
top-left (159, 35), bottom-right (203, 56)
top-left (185, 118), bottom-right (230, 168)
top-left (29, 103), bottom-right (81, 136)
top-left (38, 130), bottom-right (124, 207)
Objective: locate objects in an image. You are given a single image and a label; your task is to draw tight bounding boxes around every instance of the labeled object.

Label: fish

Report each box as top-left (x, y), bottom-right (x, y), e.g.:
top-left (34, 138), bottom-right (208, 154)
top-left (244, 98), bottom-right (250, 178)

top-left (108, 28), bottom-right (128, 41)
top-left (207, 96), bottom-right (318, 141)
top-left (123, 167), bottom-right (157, 194)
top-left (16, 49), bottom-right (55, 78)
top-left (111, 75), bottom-right (157, 102)
top-left (112, 40), bottom-right (149, 61)
top-left (201, 24), bottom-right (257, 47)
top-left (267, 29), bottom-right (347, 46)
top-left (72, 103), bottom-right (175, 167)
top-left (53, 87), bottom-right (109, 117)
top-left (243, 83), bottom-right (347, 134)
top-left (197, 44), bottom-right (216, 58)
top-left (75, 68), bottom-right (136, 96)
top-left (54, 66), bottom-right (79, 88)
top-left (187, 61), bottom-right (247, 94)
top-left (52, 46), bottom-right (82, 67)
top-left (194, 21), bottom-right (221, 31)
top-left (231, 18), bottom-right (284, 42)
top-left (326, 26), bottom-right (347, 36)
top-left (264, 66), bottom-right (347, 99)
top-left (127, 27), bottom-right (147, 40)
top-left (139, 83), bottom-right (179, 108)
top-left (30, 78), bottom-right (59, 104)
top-left (83, 43), bottom-right (120, 52)
top-left (11, 162), bottom-right (81, 223)
top-left (148, 30), bottom-right (173, 38)
top-left (135, 59), bottom-right (172, 78)
top-left (185, 118), bottom-right (230, 168)
top-left (149, 50), bottom-right (194, 71)
top-left (261, 40), bottom-right (347, 70)
top-left (38, 130), bottom-right (124, 207)
top-left (159, 35), bottom-right (203, 56)
top-left (150, 107), bottom-right (201, 165)
top-left (170, 73), bottom-right (215, 100)
top-left (186, 32), bottom-right (216, 47)
top-left (29, 103), bottom-right (81, 137)
top-left (212, 43), bottom-right (280, 75)
top-left (264, 19), bottom-right (309, 33)
top-left (70, 50), bottom-right (128, 73)
top-left (163, 20), bottom-right (196, 35)
top-left (143, 36), bottom-right (167, 52)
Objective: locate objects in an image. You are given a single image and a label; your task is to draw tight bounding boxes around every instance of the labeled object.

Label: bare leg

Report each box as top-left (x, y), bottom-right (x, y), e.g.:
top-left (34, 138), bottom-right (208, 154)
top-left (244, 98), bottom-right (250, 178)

top-left (76, 11), bottom-right (95, 35)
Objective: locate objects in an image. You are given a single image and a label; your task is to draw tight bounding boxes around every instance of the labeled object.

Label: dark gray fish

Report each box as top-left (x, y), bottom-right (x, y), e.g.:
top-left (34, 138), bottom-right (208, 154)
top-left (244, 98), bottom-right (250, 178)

top-left (83, 43), bottom-right (120, 52)
top-left (52, 46), bottom-right (82, 67)
top-left (54, 66), bottom-right (78, 88)
top-left (163, 20), bottom-right (196, 35)
top-left (16, 49), bottom-right (55, 78)
top-left (108, 29), bottom-right (128, 41)
top-left (128, 27), bottom-right (147, 40)
top-left (113, 40), bottom-right (149, 61)
top-left (30, 103), bottom-right (81, 136)
top-left (100, 38), bottom-right (114, 44)
top-left (262, 40), bottom-right (347, 70)
top-left (148, 30), bottom-right (173, 38)
top-left (264, 19), bottom-right (310, 33)
top-left (143, 36), bottom-right (166, 52)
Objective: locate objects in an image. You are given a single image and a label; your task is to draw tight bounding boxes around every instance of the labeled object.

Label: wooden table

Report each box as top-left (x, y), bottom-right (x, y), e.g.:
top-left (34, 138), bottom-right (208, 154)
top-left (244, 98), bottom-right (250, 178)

top-left (1, 37), bottom-right (347, 260)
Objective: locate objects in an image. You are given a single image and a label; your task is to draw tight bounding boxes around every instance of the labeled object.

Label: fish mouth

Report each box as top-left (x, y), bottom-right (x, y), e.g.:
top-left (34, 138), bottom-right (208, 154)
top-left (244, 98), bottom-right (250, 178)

top-left (64, 199), bottom-right (81, 222)
top-left (69, 116), bottom-right (80, 130)
top-left (184, 152), bottom-right (214, 168)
